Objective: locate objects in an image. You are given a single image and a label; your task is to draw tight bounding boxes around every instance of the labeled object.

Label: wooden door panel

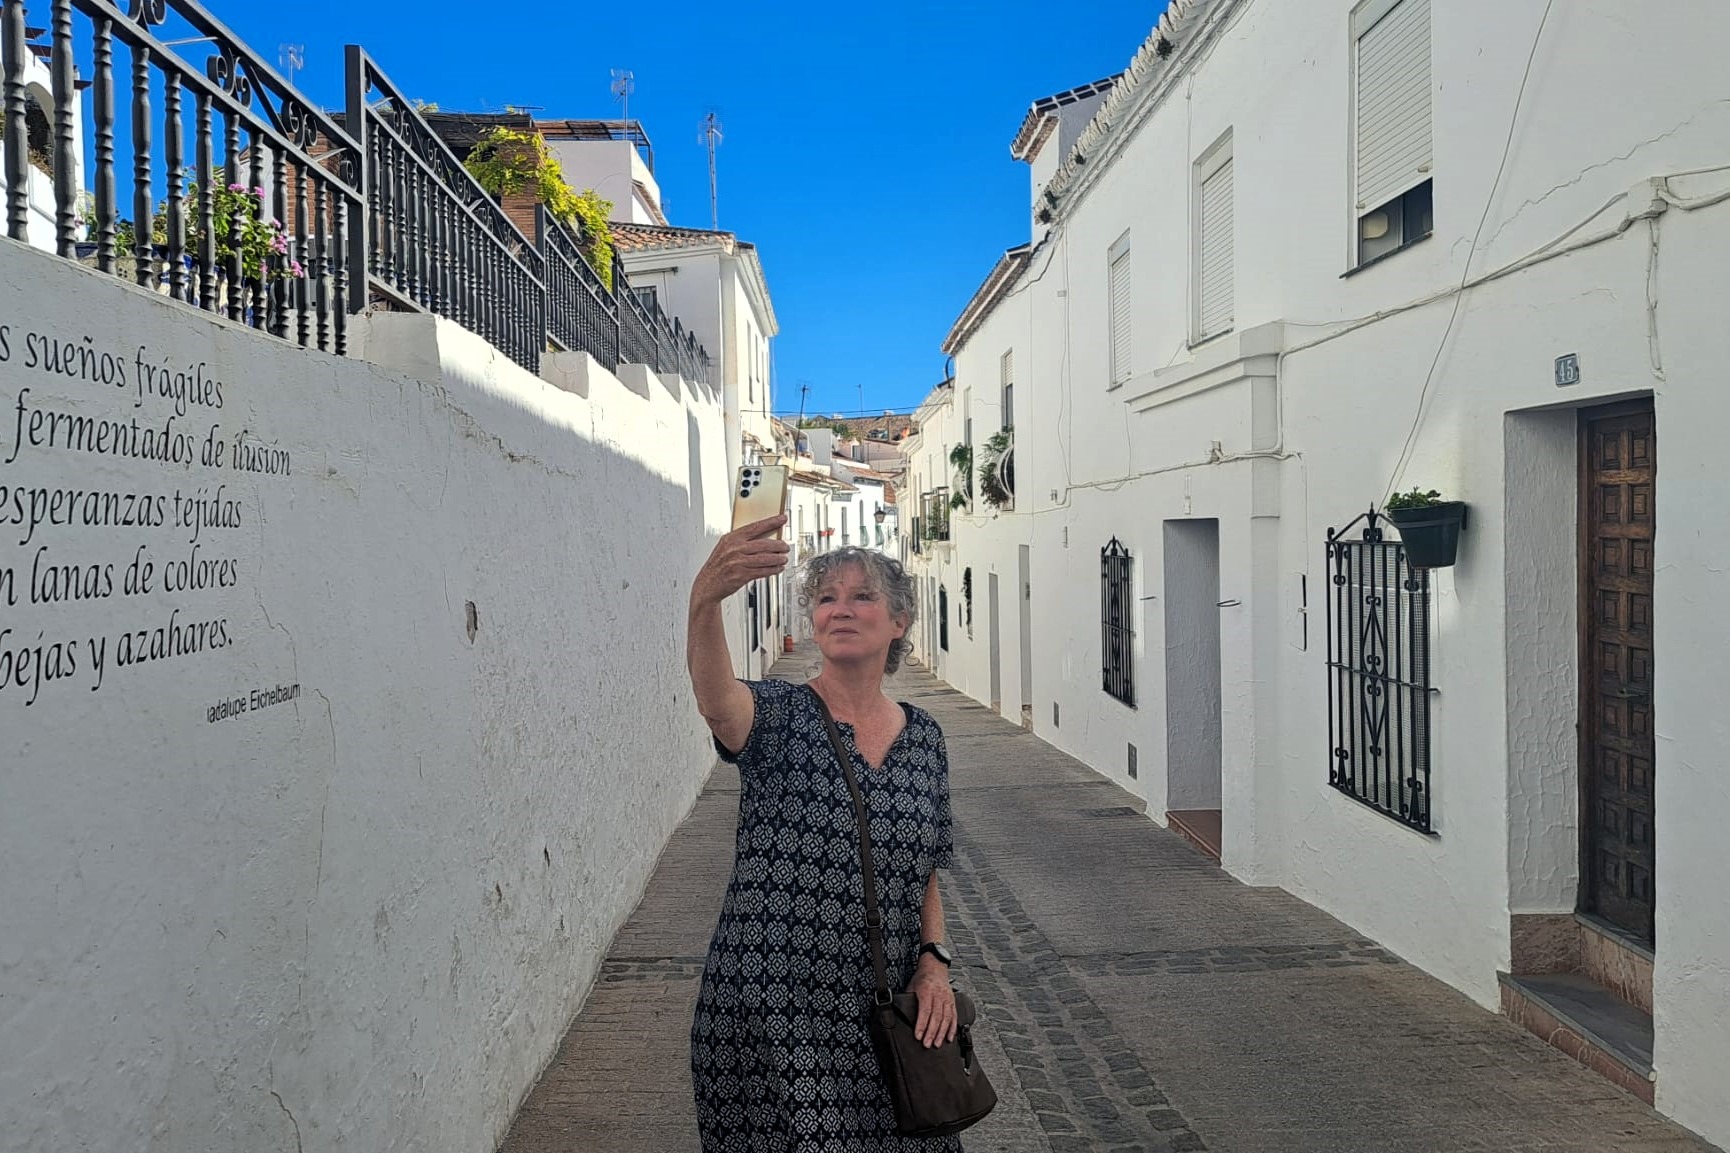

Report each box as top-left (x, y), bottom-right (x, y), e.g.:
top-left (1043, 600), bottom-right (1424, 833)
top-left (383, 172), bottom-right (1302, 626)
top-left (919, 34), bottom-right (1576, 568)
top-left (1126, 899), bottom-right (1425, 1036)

top-left (1581, 403), bottom-right (1657, 945)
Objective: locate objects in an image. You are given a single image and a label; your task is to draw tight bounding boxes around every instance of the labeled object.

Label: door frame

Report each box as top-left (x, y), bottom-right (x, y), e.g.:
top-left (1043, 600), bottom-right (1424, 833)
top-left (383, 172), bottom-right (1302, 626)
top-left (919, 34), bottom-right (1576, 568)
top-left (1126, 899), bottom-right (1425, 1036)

top-left (1575, 396), bottom-right (1657, 944)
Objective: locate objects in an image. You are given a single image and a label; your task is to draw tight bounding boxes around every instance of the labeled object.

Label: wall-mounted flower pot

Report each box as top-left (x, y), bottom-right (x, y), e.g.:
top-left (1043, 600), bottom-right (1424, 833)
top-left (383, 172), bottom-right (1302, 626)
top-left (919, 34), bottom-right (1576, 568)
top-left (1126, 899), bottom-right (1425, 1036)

top-left (1385, 502), bottom-right (1467, 569)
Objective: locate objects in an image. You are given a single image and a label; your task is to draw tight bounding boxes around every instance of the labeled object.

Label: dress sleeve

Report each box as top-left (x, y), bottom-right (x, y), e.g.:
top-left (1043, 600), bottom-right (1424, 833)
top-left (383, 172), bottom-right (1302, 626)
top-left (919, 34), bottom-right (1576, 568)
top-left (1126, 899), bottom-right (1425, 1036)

top-left (713, 678), bottom-right (797, 773)
top-left (932, 725), bottom-right (955, 871)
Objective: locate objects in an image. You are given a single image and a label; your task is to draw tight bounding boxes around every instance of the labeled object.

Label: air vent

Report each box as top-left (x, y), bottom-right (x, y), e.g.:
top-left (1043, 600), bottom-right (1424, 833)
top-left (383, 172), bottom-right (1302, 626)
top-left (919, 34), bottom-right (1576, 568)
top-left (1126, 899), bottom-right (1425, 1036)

top-left (1128, 742), bottom-right (1138, 779)
top-left (1053, 701), bottom-right (1060, 728)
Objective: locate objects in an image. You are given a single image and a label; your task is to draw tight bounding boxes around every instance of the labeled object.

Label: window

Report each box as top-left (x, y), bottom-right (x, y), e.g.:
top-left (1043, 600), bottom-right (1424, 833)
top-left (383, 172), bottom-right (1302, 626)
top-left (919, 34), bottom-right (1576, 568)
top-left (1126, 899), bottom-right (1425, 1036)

top-left (1195, 133), bottom-right (1235, 341)
top-left (1101, 538), bottom-right (1135, 707)
top-left (938, 585), bottom-right (950, 651)
top-left (1000, 350), bottom-right (1014, 431)
top-left (1107, 233), bottom-right (1131, 387)
top-left (1325, 513), bottom-right (1434, 833)
top-left (1353, 0), bottom-right (1433, 267)
top-left (962, 567), bottom-right (973, 639)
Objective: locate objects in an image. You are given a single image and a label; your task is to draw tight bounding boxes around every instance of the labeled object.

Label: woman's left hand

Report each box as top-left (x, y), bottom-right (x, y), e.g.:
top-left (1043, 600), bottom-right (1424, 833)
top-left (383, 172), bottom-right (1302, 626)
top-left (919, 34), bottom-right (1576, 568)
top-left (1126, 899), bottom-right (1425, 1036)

top-left (909, 957), bottom-right (958, 1048)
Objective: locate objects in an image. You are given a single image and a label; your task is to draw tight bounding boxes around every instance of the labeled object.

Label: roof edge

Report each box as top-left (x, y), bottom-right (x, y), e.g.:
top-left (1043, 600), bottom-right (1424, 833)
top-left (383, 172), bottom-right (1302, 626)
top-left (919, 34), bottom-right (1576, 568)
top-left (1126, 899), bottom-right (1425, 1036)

top-left (941, 244), bottom-right (1035, 356)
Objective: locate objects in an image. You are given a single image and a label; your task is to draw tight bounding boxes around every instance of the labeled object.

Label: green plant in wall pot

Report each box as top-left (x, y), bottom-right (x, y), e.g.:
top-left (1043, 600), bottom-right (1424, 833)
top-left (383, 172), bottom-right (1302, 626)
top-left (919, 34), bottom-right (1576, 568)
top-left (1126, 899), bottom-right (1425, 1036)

top-left (1383, 487), bottom-right (1468, 570)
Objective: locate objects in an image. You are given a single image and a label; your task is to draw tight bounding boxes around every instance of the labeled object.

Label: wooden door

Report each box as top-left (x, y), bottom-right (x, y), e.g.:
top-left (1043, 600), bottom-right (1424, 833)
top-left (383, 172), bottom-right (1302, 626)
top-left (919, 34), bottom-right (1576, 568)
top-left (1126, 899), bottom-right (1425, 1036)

top-left (1580, 401), bottom-right (1657, 945)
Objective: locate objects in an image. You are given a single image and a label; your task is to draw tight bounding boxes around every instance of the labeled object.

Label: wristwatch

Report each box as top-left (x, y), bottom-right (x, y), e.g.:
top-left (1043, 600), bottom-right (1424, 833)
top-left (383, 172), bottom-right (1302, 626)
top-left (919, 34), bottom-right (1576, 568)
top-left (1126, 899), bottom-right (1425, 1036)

top-left (917, 940), bottom-right (954, 967)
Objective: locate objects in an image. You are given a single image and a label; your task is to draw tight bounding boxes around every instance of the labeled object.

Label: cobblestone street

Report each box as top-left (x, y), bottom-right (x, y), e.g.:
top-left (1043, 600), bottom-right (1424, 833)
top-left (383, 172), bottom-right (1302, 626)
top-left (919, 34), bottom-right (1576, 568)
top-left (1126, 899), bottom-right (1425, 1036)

top-left (500, 648), bottom-right (1716, 1153)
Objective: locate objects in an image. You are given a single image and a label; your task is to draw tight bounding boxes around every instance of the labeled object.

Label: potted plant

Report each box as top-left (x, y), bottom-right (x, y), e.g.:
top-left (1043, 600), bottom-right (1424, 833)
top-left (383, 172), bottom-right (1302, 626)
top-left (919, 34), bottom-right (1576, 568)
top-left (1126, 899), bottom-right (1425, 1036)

top-left (1383, 488), bottom-right (1467, 569)
top-left (977, 430), bottom-right (1014, 510)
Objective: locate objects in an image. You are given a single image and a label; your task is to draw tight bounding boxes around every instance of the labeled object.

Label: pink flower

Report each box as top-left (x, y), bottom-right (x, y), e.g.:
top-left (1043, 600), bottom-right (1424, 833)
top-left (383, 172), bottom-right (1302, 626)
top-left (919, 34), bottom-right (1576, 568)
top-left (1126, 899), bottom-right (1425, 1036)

top-left (227, 182), bottom-right (246, 192)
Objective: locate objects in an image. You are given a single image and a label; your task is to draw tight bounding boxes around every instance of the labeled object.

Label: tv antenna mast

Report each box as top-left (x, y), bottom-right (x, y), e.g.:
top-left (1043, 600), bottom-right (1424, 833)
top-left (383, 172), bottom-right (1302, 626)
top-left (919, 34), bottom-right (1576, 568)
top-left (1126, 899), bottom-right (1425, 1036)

top-left (610, 69), bottom-right (635, 125)
top-left (279, 43), bottom-right (304, 89)
top-left (700, 111), bottom-right (723, 230)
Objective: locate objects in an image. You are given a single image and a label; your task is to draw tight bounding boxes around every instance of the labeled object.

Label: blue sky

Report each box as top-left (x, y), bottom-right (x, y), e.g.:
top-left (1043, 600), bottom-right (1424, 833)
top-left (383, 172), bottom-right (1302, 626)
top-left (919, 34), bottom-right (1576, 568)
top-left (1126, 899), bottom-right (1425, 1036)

top-left (220, 2), bottom-right (1164, 417)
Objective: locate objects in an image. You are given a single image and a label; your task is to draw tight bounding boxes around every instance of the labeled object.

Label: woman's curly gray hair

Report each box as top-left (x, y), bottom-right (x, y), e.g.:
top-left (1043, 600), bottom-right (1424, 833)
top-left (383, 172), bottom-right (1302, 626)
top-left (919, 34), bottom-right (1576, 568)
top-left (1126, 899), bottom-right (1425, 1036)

top-left (798, 548), bottom-right (919, 674)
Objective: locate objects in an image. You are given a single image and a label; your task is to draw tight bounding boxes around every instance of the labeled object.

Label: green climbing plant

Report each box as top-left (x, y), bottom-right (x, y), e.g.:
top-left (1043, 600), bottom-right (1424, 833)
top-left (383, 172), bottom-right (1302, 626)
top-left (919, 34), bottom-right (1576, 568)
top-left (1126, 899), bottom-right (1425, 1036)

top-left (464, 126), bottom-right (615, 289)
top-left (949, 442), bottom-right (973, 512)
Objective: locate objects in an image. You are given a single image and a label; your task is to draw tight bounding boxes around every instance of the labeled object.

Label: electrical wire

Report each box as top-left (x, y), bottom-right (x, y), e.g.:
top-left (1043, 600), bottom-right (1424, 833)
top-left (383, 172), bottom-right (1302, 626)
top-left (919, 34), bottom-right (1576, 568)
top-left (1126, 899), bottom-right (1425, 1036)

top-left (1383, 0), bottom-right (1557, 503)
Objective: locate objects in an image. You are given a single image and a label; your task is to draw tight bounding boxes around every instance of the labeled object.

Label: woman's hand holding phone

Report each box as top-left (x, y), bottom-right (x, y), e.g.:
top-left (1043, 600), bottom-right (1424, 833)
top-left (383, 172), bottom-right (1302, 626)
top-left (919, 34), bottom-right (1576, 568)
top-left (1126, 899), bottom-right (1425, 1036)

top-left (692, 515), bottom-right (790, 607)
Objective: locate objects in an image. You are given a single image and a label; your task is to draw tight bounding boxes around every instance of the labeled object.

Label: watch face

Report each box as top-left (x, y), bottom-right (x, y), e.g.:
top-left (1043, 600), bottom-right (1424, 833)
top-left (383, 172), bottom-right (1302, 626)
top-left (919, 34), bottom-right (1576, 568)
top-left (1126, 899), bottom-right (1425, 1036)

top-left (926, 941), bottom-right (954, 965)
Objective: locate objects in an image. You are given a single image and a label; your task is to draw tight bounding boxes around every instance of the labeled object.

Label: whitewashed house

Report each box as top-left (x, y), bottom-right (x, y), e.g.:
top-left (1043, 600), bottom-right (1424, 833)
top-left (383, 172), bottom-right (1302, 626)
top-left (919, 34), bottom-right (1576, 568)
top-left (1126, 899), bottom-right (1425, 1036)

top-left (917, 0), bottom-right (1730, 1143)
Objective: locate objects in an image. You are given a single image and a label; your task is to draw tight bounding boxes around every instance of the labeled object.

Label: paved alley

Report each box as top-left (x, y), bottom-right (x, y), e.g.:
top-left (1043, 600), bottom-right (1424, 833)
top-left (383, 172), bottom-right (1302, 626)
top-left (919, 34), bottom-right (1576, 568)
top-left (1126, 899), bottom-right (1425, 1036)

top-left (499, 649), bottom-right (1715, 1153)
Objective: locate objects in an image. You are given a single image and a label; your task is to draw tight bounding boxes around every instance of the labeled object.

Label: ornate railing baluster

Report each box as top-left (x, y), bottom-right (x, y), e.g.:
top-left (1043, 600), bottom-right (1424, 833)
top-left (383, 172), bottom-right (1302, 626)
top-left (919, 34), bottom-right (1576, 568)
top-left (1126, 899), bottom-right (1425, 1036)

top-left (292, 152), bottom-right (307, 345)
top-left (332, 194), bottom-right (348, 354)
top-left (2, 0), bottom-right (28, 243)
top-left (92, 16), bottom-right (117, 271)
top-left (51, 0), bottom-right (76, 255)
top-left (246, 125), bottom-right (264, 326)
top-left (222, 112), bottom-right (241, 319)
top-left (195, 90), bottom-right (214, 309)
top-left (131, 41), bottom-right (153, 287)
top-left (313, 173), bottom-right (328, 350)
top-left (269, 142), bottom-right (287, 335)
top-left (164, 71), bottom-right (186, 300)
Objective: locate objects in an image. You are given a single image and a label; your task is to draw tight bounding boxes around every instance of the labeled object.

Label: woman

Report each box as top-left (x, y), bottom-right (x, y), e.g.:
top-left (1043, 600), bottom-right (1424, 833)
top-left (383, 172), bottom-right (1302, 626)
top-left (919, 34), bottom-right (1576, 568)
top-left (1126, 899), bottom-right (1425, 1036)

top-left (686, 515), bottom-right (963, 1151)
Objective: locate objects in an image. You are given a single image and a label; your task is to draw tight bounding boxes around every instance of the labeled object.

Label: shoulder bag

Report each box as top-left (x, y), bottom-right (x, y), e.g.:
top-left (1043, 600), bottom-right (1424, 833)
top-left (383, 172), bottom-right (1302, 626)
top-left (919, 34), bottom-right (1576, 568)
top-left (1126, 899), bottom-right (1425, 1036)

top-left (811, 687), bottom-right (997, 1138)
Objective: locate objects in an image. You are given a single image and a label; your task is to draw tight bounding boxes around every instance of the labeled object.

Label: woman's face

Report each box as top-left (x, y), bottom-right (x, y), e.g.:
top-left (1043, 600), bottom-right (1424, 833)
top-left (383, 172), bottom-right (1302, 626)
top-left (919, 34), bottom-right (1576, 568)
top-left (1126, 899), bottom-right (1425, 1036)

top-left (812, 564), bottom-right (907, 668)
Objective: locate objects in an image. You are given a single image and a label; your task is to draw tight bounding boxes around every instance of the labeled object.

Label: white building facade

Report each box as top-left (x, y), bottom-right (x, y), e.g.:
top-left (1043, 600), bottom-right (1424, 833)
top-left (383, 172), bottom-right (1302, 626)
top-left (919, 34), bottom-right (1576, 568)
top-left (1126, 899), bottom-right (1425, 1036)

top-left (914, 0), bottom-right (1730, 1143)
top-left (614, 223), bottom-right (782, 676)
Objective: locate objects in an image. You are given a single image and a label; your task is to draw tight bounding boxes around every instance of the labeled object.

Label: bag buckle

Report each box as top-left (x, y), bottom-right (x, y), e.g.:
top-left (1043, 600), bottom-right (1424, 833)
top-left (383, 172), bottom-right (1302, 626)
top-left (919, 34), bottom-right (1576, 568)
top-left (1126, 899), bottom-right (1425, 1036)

top-left (865, 910), bottom-right (883, 930)
top-left (873, 988), bottom-right (893, 1007)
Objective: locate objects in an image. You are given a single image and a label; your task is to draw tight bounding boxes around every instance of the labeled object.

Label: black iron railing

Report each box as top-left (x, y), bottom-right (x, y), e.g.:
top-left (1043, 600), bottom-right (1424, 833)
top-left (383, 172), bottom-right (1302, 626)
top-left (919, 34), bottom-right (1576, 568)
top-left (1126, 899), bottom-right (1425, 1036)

top-left (1325, 509), bottom-right (1435, 834)
top-left (4, 0), bottom-right (363, 351)
top-left (1101, 536), bottom-right (1134, 707)
top-left (538, 204), bottom-right (617, 370)
top-left (615, 264), bottom-right (658, 370)
top-left (0, 0), bottom-right (711, 381)
top-left (347, 47), bottom-right (545, 372)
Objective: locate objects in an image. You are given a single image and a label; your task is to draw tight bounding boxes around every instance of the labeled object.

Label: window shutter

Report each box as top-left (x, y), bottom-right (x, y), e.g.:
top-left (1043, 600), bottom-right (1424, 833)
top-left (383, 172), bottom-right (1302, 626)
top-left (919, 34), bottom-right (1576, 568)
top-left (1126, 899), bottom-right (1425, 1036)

top-left (1109, 248), bottom-right (1132, 385)
top-left (1198, 157), bottom-right (1235, 338)
top-left (1355, 0), bottom-right (1432, 213)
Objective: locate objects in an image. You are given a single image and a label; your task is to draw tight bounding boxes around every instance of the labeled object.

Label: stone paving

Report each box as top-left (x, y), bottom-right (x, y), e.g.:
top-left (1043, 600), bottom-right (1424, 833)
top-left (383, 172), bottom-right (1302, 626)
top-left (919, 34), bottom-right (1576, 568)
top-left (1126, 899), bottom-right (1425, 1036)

top-left (499, 646), bottom-right (1717, 1153)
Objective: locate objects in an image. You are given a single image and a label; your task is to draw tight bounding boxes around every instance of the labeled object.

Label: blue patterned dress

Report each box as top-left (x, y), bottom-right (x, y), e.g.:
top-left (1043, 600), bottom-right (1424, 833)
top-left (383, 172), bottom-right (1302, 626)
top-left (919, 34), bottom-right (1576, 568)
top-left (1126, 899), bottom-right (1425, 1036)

top-left (691, 679), bottom-right (962, 1152)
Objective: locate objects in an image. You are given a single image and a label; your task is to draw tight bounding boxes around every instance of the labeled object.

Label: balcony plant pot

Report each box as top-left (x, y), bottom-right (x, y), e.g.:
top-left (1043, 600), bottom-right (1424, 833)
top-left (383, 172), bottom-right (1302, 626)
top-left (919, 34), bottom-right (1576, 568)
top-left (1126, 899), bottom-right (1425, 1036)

top-left (1385, 501), bottom-right (1467, 569)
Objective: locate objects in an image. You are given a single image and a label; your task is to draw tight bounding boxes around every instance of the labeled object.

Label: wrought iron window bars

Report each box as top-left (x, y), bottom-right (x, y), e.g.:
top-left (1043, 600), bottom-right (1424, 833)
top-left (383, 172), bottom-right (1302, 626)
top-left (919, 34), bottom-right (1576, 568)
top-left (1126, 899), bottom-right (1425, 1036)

top-left (1101, 537), bottom-right (1134, 707)
top-left (1325, 508), bottom-right (1436, 834)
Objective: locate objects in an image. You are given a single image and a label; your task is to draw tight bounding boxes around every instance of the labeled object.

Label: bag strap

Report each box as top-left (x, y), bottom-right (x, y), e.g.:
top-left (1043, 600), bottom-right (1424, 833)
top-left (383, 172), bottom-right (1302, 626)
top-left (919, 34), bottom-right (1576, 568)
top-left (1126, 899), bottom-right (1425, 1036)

top-left (809, 685), bottom-right (894, 1007)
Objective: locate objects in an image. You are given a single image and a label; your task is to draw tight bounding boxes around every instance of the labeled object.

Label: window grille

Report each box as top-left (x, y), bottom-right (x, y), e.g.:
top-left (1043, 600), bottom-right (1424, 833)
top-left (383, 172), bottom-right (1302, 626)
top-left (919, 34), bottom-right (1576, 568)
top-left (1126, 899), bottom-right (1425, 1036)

top-left (1101, 538), bottom-right (1135, 706)
top-left (1325, 510), bottom-right (1435, 833)
top-left (1001, 350), bottom-right (1015, 430)
top-left (939, 585), bottom-right (950, 651)
top-left (962, 568), bottom-right (973, 638)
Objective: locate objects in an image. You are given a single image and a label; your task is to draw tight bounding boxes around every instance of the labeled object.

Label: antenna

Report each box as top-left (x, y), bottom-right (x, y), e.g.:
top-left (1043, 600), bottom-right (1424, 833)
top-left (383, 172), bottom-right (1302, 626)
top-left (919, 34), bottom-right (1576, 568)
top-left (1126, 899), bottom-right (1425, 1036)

top-left (700, 111), bottom-right (723, 230)
top-left (279, 43), bottom-right (304, 89)
top-left (610, 69), bottom-right (635, 125)
top-left (797, 381), bottom-right (811, 434)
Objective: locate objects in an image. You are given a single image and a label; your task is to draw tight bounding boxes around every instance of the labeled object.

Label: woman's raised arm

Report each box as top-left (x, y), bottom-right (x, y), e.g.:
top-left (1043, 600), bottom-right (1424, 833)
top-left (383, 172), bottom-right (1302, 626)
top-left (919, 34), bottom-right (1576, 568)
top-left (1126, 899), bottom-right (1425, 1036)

top-left (687, 514), bottom-right (789, 754)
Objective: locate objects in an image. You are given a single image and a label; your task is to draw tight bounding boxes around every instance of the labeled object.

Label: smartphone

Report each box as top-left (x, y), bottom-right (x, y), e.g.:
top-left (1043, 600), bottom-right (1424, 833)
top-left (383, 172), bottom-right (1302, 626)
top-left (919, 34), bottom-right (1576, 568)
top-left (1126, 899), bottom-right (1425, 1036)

top-left (732, 464), bottom-right (790, 533)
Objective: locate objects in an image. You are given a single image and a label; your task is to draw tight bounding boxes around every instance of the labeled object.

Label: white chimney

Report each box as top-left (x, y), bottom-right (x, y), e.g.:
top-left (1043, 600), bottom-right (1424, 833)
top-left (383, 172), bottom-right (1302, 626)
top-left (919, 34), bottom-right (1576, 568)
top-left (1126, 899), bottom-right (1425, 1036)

top-left (807, 427), bottom-right (835, 469)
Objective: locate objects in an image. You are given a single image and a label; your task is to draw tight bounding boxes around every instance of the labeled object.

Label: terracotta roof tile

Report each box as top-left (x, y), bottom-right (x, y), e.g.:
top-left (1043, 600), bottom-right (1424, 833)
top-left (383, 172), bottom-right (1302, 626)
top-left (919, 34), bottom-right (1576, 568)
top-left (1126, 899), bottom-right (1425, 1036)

top-left (612, 222), bottom-right (736, 253)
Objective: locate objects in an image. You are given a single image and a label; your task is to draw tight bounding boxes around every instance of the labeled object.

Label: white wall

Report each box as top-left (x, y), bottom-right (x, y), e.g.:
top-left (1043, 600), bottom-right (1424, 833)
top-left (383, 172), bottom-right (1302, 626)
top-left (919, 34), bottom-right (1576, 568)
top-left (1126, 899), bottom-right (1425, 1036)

top-left (934, 0), bottom-right (1730, 1142)
top-left (544, 138), bottom-right (662, 225)
top-left (0, 236), bottom-right (735, 1153)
